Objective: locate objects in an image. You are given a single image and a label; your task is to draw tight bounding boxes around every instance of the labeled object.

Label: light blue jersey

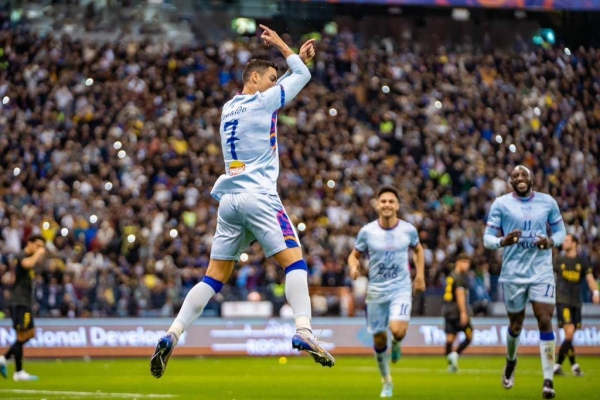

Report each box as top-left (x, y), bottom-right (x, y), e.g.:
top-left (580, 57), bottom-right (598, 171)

top-left (211, 55), bottom-right (310, 201)
top-left (484, 192), bottom-right (566, 284)
top-left (355, 220), bottom-right (419, 303)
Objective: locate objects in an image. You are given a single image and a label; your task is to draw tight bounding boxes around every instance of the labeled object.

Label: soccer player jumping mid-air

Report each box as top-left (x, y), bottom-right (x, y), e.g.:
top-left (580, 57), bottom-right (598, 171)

top-left (484, 165), bottom-right (566, 399)
top-left (150, 25), bottom-right (335, 379)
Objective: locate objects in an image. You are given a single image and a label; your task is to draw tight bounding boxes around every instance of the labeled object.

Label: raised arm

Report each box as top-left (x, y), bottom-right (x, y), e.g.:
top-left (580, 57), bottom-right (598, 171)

top-left (277, 39), bottom-right (315, 85)
top-left (21, 247), bottom-right (46, 269)
top-left (260, 25), bottom-right (311, 108)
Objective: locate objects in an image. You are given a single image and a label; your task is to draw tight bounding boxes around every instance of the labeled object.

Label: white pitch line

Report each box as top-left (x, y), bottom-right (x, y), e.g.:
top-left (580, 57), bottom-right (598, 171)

top-left (0, 389), bottom-right (176, 398)
top-left (284, 365), bottom-right (597, 375)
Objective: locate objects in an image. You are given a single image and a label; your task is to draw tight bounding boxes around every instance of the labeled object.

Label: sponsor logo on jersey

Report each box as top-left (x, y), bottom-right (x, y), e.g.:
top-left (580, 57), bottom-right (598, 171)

top-left (229, 161), bottom-right (246, 176)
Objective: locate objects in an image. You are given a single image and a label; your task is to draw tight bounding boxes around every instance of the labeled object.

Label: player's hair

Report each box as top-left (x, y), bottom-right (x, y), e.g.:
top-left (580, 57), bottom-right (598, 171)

top-left (510, 165), bottom-right (532, 180)
top-left (455, 252), bottom-right (470, 262)
top-left (567, 234), bottom-right (579, 244)
top-left (27, 234), bottom-right (45, 244)
top-left (377, 186), bottom-right (399, 200)
top-left (242, 59), bottom-right (278, 83)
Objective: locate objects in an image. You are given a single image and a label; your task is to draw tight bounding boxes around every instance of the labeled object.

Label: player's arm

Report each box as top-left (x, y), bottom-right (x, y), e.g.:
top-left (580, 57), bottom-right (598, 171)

top-left (259, 25), bottom-right (311, 110)
top-left (584, 264), bottom-right (600, 304)
top-left (21, 247), bottom-right (46, 269)
top-left (455, 285), bottom-right (469, 326)
top-left (412, 243), bottom-right (426, 293)
top-left (277, 39), bottom-right (315, 84)
top-left (349, 227), bottom-right (368, 280)
top-left (536, 197), bottom-right (566, 249)
top-left (483, 200), bottom-right (521, 249)
top-left (348, 249), bottom-right (363, 280)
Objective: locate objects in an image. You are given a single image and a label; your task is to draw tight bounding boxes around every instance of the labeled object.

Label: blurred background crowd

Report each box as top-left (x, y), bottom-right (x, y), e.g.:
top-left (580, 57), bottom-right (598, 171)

top-left (0, 1), bottom-right (599, 319)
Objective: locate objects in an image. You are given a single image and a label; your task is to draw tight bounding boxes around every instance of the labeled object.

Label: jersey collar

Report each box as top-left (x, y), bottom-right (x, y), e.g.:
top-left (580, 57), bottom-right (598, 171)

top-left (512, 191), bottom-right (535, 202)
top-left (378, 219), bottom-right (400, 230)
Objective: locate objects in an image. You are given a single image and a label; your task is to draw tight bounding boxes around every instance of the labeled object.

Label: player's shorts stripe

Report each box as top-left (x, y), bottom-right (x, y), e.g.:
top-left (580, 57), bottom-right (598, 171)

top-left (486, 223), bottom-right (501, 229)
top-left (280, 85), bottom-right (285, 108)
top-left (277, 210), bottom-right (298, 249)
top-left (549, 218), bottom-right (563, 226)
top-left (270, 111), bottom-right (277, 149)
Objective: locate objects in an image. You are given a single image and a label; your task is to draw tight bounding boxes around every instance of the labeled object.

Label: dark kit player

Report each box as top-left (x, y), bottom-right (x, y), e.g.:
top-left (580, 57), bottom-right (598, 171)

top-left (442, 254), bottom-right (473, 372)
top-left (0, 235), bottom-right (46, 381)
top-left (553, 234), bottom-right (599, 377)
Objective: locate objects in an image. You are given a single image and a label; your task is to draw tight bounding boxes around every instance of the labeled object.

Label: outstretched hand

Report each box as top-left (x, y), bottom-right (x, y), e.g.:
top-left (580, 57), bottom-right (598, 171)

top-left (259, 24), bottom-right (284, 48)
top-left (299, 39), bottom-right (316, 64)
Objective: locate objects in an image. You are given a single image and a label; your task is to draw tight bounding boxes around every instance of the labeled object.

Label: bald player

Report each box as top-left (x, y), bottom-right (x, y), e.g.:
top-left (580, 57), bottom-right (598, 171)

top-left (484, 165), bottom-right (566, 399)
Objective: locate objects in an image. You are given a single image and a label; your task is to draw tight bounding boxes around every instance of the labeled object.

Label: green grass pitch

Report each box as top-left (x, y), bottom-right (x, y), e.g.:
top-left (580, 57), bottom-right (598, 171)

top-left (0, 356), bottom-right (599, 399)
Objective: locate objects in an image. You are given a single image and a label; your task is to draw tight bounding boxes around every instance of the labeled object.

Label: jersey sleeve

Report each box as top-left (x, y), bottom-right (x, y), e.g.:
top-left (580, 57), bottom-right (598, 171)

top-left (485, 199), bottom-right (502, 233)
top-left (583, 257), bottom-right (594, 276)
top-left (354, 227), bottom-right (368, 253)
top-left (548, 197), bottom-right (563, 226)
top-left (455, 274), bottom-right (469, 290)
top-left (409, 224), bottom-right (420, 248)
top-left (258, 85), bottom-right (286, 114)
top-left (258, 54), bottom-right (310, 114)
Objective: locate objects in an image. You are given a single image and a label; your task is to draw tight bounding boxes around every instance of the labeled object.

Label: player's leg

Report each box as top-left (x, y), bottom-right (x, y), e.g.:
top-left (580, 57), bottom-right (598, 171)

top-left (388, 292), bottom-right (411, 364)
top-left (501, 282), bottom-right (528, 389)
top-left (445, 332), bottom-right (457, 371)
top-left (12, 329), bottom-right (37, 381)
top-left (6, 307), bottom-right (38, 381)
top-left (151, 195), bottom-right (244, 378)
top-left (554, 303), bottom-right (570, 375)
top-left (563, 306), bottom-right (582, 376)
top-left (0, 306), bottom-right (19, 378)
top-left (272, 247), bottom-right (334, 367)
top-left (252, 194), bottom-right (333, 366)
top-left (444, 315), bottom-right (459, 371)
top-left (455, 323), bottom-right (473, 355)
top-left (150, 259), bottom-right (236, 378)
top-left (531, 282), bottom-right (557, 399)
top-left (367, 302), bottom-right (393, 398)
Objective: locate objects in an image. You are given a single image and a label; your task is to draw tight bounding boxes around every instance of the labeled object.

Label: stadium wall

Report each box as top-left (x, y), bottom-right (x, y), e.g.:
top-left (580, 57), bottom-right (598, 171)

top-left (1, 318), bottom-right (599, 358)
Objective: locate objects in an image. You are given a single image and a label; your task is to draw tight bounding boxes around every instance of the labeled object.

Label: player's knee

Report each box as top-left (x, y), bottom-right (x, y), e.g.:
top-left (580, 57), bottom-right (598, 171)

top-left (373, 333), bottom-right (387, 349)
top-left (537, 316), bottom-right (553, 331)
top-left (508, 322), bottom-right (523, 336)
top-left (392, 329), bottom-right (407, 343)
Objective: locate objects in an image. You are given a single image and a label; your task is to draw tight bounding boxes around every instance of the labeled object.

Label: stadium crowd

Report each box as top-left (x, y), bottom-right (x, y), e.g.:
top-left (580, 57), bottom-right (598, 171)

top-left (0, 26), bottom-right (598, 318)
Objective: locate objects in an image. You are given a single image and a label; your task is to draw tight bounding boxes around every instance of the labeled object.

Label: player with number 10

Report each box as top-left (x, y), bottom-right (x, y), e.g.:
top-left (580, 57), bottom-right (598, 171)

top-left (484, 165), bottom-right (566, 399)
top-left (348, 186), bottom-right (426, 398)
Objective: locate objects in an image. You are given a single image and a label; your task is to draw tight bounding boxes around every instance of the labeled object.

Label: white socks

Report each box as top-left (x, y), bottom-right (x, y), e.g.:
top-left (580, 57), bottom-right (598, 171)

top-left (540, 338), bottom-right (556, 381)
top-left (375, 347), bottom-right (391, 381)
top-left (284, 269), bottom-right (312, 332)
top-left (168, 281), bottom-right (217, 338)
top-left (507, 329), bottom-right (520, 361)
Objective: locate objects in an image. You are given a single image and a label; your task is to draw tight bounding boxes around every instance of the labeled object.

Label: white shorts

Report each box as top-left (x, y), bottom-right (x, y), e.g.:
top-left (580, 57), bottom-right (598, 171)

top-left (210, 193), bottom-right (300, 261)
top-left (502, 282), bottom-right (556, 313)
top-left (366, 292), bottom-right (412, 334)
